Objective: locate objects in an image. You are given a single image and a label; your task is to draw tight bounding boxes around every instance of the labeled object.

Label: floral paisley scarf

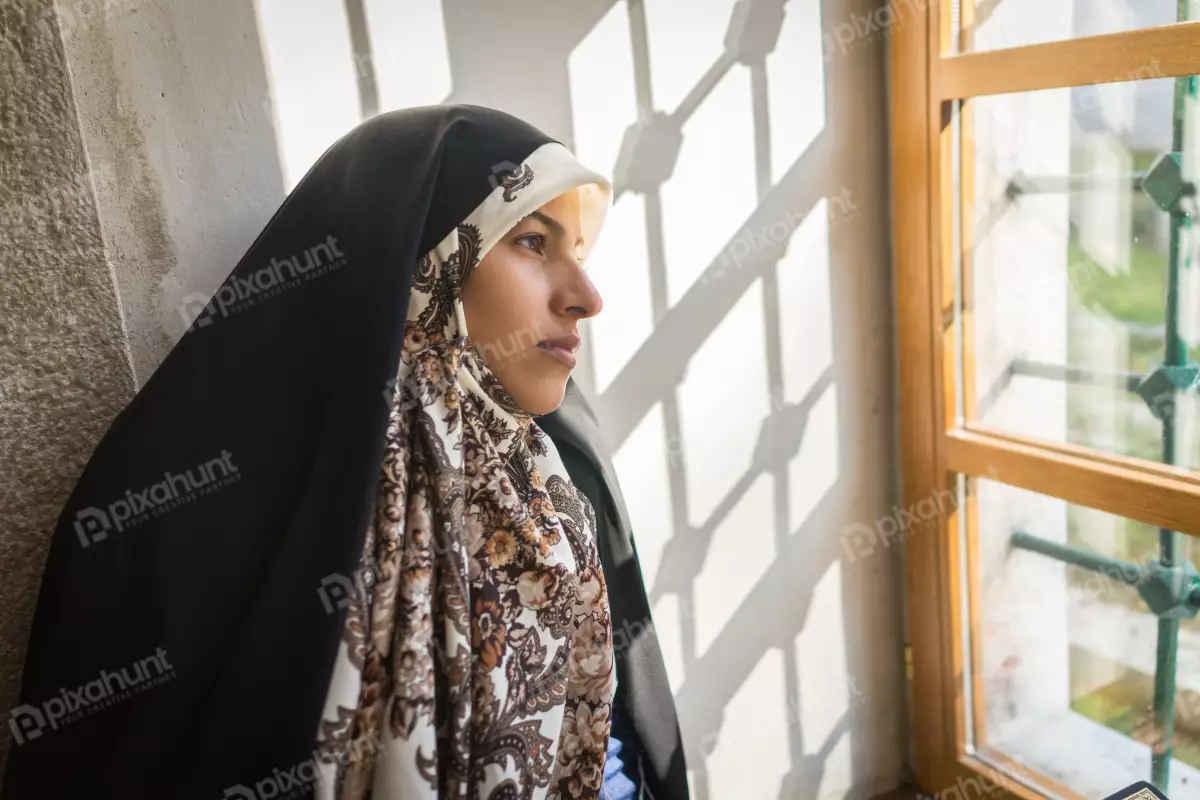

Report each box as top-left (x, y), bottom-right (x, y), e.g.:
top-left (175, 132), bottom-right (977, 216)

top-left (314, 149), bottom-right (616, 799)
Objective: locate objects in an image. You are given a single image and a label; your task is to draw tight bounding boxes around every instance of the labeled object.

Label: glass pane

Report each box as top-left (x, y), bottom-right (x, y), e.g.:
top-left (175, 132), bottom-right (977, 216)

top-left (966, 73), bottom-right (1200, 469)
top-left (960, 0), bottom-right (1189, 53)
top-left (969, 477), bottom-right (1200, 797)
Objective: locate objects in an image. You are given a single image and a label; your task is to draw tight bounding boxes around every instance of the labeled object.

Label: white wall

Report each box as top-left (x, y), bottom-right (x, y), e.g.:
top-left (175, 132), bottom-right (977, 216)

top-left (59, 0), bottom-right (904, 797)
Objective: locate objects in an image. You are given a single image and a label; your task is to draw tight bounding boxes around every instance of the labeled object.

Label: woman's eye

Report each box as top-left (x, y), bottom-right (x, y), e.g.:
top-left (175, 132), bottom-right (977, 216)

top-left (515, 233), bottom-right (546, 254)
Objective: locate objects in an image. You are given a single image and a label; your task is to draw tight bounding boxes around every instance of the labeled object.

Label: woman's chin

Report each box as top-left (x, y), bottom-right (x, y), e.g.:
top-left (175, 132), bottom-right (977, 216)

top-left (512, 377), bottom-right (568, 417)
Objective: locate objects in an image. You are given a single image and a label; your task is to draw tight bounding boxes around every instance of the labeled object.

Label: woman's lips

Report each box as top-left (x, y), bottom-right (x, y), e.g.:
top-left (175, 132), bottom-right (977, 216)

top-left (537, 344), bottom-right (577, 369)
top-left (537, 334), bottom-right (580, 369)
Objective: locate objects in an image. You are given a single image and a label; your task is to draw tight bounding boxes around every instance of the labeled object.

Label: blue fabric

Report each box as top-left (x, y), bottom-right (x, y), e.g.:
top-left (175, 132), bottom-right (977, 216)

top-left (601, 733), bottom-right (638, 800)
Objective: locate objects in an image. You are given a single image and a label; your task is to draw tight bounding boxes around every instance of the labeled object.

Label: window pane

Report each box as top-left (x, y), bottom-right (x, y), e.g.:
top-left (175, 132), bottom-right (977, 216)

top-left (966, 73), bottom-right (1200, 470)
top-left (960, 0), bottom-right (1187, 53)
top-left (969, 477), bottom-right (1200, 796)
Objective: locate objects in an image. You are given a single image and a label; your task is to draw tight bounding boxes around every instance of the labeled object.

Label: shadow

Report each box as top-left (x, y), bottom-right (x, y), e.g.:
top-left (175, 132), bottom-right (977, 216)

top-left (565, 0), bottom-right (902, 796)
top-left (671, 489), bottom-right (846, 766)
top-left (649, 368), bottom-right (834, 605)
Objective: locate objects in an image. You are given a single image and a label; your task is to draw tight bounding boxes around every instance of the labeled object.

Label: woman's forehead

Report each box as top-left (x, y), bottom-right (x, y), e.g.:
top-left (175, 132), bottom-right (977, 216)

top-left (506, 182), bottom-right (607, 259)
top-left (514, 190), bottom-right (584, 239)
top-left (538, 188), bottom-right (583, 223)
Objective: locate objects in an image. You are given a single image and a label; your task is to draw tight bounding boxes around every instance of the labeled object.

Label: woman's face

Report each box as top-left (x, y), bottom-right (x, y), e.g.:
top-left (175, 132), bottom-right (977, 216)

top-left (461, 188), bottom-right (603, 416)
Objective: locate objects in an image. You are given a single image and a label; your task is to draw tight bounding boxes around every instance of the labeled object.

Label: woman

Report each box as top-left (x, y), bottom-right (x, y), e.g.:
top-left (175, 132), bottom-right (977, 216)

top-left (0, 105), bottom-right (687, 800)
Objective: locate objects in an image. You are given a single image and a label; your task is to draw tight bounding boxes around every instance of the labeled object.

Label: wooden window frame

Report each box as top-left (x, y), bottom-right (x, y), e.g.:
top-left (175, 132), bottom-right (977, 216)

top-left (890, 3), bottom-right (1200, 797)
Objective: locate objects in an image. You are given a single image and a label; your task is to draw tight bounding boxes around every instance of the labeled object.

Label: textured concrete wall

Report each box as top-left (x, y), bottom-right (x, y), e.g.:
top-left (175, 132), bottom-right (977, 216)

top-left (56, 0), bottom-right (285, 380)
top-left (0, 0), bottom-right (284, 775)
top-left (0, 0), bottom-right (135, 773)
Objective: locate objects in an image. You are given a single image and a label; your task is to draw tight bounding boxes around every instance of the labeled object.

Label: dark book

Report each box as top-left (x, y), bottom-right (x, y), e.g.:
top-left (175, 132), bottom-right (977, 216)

top-left (1101, 782), bottom-right (1169, 800)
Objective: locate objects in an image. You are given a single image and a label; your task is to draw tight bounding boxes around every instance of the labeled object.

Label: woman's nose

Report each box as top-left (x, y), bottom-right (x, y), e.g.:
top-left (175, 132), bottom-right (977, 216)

top-left (561, 260), bottom-right (603, 320)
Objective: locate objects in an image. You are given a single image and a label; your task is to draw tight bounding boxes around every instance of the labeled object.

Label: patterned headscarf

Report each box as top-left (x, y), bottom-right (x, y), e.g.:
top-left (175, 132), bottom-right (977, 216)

top-left (315, 143), bottom-right (616, 800)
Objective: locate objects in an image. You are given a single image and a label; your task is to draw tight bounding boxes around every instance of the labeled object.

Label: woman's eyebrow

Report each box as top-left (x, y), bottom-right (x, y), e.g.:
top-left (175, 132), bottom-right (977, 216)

top-left (523, 210), bottom-right (586, 248)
